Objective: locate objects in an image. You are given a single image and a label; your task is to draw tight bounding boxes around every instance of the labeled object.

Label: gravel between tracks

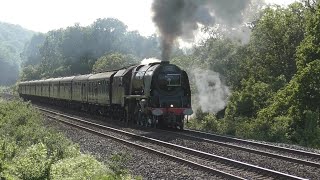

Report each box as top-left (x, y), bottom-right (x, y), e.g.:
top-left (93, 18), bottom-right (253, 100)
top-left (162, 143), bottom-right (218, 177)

top-left (43, 117), bottom-right (225, 180)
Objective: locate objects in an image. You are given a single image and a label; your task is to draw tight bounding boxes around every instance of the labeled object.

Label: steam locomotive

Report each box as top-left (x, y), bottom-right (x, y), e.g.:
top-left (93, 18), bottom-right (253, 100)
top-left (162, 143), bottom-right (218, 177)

top-left (18, 60), bottom-right (193, 129)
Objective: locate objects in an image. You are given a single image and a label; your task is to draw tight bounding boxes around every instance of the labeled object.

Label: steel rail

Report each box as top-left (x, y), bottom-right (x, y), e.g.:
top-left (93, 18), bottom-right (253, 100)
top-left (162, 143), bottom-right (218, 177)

top-left (184, 129), bottom-right (320, 160)
top-left (162, 129), bottom-right (320, 168)
top-left (45, 114), bottom-right (244, 180)
top-left (38, 107), bottom-right (307, 180)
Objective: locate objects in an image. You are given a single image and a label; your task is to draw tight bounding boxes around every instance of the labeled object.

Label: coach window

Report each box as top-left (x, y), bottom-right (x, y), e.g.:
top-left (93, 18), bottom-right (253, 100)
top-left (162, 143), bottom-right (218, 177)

top-left (81, 83), bottom-right (84, 96)
top-left (94, 82), bottom-right (97, 96)
top-left (100, 81), bottom-right (103, 94)
top-left (88, 83), bottom-right (90, 96)
top-left (90, 82), bottom-right (92, 94)
top-left (92, 82), bottom-right (94, 96)
top-left (97, 81), bottom-right (100, 95)
top-left (88, 82), bottom-right (91, 96)
top-left (102, 81), bottom-right (105, 94)
top-left (61, 83), bottom-right (64, 91)
top-left (91, 82), bottom-right (93, 94)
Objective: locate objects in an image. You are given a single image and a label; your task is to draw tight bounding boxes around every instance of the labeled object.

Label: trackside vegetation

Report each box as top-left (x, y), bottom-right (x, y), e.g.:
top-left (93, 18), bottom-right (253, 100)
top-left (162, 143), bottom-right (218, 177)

top-left (0, 99), bottom-right (137, 179)
top-left (185, 2), bottom-right (320, 149)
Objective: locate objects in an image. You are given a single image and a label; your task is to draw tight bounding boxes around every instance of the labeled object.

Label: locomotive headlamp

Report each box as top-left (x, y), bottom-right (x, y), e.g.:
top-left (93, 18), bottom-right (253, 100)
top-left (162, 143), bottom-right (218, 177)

top-left (170, 104), bottom-right (174, 107)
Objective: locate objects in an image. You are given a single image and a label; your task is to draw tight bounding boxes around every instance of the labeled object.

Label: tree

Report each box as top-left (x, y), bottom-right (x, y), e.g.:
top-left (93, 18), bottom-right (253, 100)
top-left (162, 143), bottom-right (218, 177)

top-left (257, 60), bottom-right (320, 146)
top-left (296, 2), bottom-right (320, 70)
top-left (38, 29), bottom-right (65, 77)
top-left (247, 3), bottom-right (306, 83)
top-left (21, 33), bottom-right (46, 66)
top-left (20, 65), bottom-right (41, 81)
top-left (0, 22), bottom-right (34, 85)
top-left (193, 38), bottom-right (250, 88)
top-left (20, 18), bottom-right (161, 80)
top-left (89, 18), bottom-right (128, 57)
top-left (225, 78), bottom-right (273, 118)
top-left (92, 53), bottom-right (138, 73)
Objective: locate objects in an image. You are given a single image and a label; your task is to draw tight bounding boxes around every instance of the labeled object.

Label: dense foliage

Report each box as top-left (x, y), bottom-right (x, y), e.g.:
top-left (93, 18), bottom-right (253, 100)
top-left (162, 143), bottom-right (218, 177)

top-left (92, 53), bottom-right (138, 73)
top-left (0, 22), bottom-right (34, 85)
top-left (20, 18), bottom-right (160, 80)
top-left (0, 99), bottom-right (136, 179)
top-left (183, 2), bottom-right (320, 148)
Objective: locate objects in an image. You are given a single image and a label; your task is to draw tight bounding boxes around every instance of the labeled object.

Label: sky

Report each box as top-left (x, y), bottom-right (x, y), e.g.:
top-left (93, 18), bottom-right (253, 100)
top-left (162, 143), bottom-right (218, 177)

top-left (0, 0), bottom-right (297, 37)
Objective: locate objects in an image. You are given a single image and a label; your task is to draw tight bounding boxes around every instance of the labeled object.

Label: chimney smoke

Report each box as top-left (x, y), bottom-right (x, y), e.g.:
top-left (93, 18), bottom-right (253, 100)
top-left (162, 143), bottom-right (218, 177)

top-left (152, 0), bottom-right (251, 61)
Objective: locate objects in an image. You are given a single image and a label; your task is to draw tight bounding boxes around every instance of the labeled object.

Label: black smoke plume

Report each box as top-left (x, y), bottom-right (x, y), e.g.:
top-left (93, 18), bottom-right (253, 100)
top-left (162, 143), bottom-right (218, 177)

top-left (152, 0), bottom-right (251, 61)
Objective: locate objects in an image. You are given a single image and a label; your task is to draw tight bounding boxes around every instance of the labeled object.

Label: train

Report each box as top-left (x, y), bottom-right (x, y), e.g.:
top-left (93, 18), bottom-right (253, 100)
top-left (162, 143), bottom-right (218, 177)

top-left (18, 60), bottom-right (193, 129)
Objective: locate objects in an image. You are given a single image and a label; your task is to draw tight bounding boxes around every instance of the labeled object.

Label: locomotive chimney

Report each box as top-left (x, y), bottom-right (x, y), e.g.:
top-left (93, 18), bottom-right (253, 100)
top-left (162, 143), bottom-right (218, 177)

top-left (161, 61), bottom-right (169, 64)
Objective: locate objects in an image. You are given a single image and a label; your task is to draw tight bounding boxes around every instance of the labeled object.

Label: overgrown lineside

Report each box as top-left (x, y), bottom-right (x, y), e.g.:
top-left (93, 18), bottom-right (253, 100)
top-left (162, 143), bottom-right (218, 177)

top-left (0, 99), bottom-right (136, 179)
top-left (182, 2), bottom-right (320, 148)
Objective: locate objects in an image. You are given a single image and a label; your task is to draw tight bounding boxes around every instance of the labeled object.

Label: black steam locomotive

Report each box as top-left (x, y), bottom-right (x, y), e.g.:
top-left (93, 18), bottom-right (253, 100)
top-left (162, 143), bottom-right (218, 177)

top-left (18, 60), bottom-right (193, 129)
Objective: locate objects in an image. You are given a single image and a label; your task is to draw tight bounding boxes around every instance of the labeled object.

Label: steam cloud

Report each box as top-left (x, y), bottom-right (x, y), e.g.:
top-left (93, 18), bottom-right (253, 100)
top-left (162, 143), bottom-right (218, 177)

top-left (152, 0), bottom-right (251, 61)
top-left (192, 69), bottom-right (230, 113)
top-left (140, 58), bottom-right (161, 65)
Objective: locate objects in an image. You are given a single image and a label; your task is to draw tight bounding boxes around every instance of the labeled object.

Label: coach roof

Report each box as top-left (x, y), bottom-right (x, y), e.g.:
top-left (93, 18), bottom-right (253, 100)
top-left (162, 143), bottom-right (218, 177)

top-left (73, 74), bottom-right (93, 82)
top-left (59, 76), bottom-right (75, 83)
top-left (88, 71), bottom-right (117, 81)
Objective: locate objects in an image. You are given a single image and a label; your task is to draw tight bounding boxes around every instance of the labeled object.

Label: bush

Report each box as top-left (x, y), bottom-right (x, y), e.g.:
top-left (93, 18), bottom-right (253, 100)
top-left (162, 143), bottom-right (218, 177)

top-left (50, 155), bottom-right (108, 180)
top-left (186, 113), bottom-right (225, 134)
top-left (200, 114), bottom-right (220, 132)
top-left (0, 138), bottom-right (18, 175)
top-left (108, 153), bottom-right (131, 178)
top-left (233, 117), bottom-right (255, 139)
top-left (268, 116), bottom-right (291, 142)
top-left (5, 143), bottom-right (50, 179)
top-left (0, 100), bottom-right (138, 179)
top-left (293, 111), bottom-right (320, 148)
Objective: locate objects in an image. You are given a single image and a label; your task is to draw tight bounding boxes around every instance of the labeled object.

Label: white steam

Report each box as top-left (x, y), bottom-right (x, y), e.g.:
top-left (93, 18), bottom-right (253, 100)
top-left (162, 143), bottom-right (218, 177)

top-left (140, 58), bottom-right (161, 65)
top-left (192, 69), bottom-right (230, 113)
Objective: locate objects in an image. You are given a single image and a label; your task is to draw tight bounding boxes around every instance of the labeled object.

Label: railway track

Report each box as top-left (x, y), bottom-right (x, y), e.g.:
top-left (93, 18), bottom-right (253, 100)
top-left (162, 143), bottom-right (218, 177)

top-left (37, 106), bottom-right (306, 180)
top-left (176, 128), bottom-right (320, 167)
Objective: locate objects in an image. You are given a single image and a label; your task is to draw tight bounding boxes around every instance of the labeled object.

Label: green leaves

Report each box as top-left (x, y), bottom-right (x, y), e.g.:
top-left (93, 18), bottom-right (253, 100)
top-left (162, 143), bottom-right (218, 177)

top-left (296, 3), bottom-right (320, 70)
top-left (50, 155), bottom-right (108, 180)
top-left (0, 100), bottom-right (136, 179)
top-left (248, 3), bottom-right (306, 82)
top-left (9, 143), bottom-right (50, 179)
top-left (225, 78), bottom-right (273, 118)
top-left (92, 53), bottom-right (138, 73)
